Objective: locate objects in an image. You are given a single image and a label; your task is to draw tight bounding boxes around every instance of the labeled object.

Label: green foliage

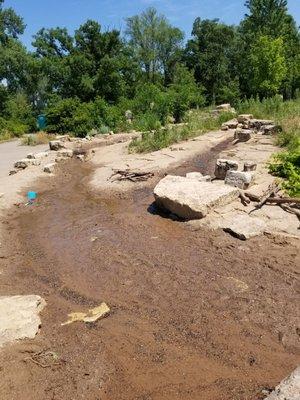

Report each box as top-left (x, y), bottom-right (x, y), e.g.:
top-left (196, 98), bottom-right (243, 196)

top-left (269, 150), bottom-right (300, 197)
top-left (249, 35), bottom-right (287, 97)
top-left (167, 64), bottom-right (204, 122)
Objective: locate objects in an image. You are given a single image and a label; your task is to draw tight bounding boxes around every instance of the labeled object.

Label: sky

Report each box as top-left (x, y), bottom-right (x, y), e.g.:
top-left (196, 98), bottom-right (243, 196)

top-left (4, 0), bottom-right (300, 49)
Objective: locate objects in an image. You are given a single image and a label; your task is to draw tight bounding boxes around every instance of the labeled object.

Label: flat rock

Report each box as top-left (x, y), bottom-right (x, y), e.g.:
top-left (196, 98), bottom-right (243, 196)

top-left (234, 129), bottom-right (252, 142)
top-left (186, 172), bottom-right (211, 182)
top-left (0, 295), bottom-right (46, 347)
top-left (223, 214), bottom-right (266, 240)
top-left (154, 175), bottom-right (239, 220)
top-left (222, 119), bottom-right (238, 129)
top-left (264, 366), bottom-right (300, 400)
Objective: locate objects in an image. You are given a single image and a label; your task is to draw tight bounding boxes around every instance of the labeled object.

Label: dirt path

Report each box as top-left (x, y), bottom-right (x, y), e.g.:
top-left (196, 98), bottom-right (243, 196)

top-left (0, 139), bottom-right (299, 400)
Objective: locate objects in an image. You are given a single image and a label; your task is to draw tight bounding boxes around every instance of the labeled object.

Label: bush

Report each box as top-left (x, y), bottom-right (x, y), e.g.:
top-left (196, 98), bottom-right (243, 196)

top-left (21, 132), bottom-right (55, 146)
top-left (269, 150), bottom-right (300, 197)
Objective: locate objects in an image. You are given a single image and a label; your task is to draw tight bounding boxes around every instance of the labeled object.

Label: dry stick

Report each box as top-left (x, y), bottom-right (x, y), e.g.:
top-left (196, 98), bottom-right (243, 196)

top-left (266, 197), bottom-right (300, 205)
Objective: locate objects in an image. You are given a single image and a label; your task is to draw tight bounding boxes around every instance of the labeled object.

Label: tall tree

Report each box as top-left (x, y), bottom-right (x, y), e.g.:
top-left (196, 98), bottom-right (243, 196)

top-left (184, 18), bottom-right (239, 104)
top-left (239, 0), bottom-right (300, 98)
top-left (126, 7), bottom-right (183, 84)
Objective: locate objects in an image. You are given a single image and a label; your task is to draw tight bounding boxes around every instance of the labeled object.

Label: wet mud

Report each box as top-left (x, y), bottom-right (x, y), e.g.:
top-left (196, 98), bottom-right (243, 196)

top-left (0, 141), bottom-right (299, 400)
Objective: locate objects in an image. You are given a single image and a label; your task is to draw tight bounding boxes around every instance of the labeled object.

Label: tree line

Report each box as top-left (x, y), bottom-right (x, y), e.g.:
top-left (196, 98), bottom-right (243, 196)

top-left (0, 0), bottom-right (299, 136)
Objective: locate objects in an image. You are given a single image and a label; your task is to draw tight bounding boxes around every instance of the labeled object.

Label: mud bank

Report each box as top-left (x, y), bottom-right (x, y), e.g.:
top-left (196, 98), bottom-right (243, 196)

top-left (0, 143), bottom-right (299, 400)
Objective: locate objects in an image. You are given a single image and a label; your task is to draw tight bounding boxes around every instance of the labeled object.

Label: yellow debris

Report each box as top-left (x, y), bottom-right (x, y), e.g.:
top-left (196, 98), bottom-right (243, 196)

top-left (61, 302), bottom-right (110, 326)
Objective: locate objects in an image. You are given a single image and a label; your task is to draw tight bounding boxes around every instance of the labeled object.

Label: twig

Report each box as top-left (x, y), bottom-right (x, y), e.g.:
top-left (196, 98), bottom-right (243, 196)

top-left (239, 191), bottom-right (251, 206)
top-left (279, 204), bottom-right (300, 220)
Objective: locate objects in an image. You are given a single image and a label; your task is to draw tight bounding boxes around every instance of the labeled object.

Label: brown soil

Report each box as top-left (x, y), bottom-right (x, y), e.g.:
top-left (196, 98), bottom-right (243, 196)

top-left (0, 142), bottom-right (299, 400)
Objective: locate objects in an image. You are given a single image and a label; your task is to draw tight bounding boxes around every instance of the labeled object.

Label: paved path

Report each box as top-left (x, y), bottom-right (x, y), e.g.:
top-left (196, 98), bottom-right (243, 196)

top-left (0, 140), bottom-right (47, 180)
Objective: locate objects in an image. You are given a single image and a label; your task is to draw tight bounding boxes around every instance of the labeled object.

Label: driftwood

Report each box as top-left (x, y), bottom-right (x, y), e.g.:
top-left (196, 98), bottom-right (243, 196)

top-left (109, 169), bottom-right (154, 182)
top-left (265, 197), bottom-right (300, 205)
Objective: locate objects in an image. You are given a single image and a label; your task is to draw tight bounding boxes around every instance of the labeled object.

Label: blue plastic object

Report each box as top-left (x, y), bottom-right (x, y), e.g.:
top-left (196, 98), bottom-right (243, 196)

top-left (37, 115), bottom-right (46, 130)
top-left (27, 191), bottom-right (37, 202)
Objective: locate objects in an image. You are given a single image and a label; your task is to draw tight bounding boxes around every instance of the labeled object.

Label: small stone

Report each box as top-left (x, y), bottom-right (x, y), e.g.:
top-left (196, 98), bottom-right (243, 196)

top-left (221, 124), bottom-right (229, 131)
top-left (43, 163), bottom-right (55, 173)
top-left (237, 114), bottom-right (253, 123)
top-left (76, 154), bottom-right (85, 162)
top-left (9, 170), bottom-right (18, 176)
top-left (214, 159), bottom-right (239, 180)
top-left (14, 159), bottom-right (40, 169)
top-left (225, 170), bottom-right (253, 189)
top-left (49, 140), bottom-right (66, 151)
top-left (244, 162), bottom-right (257, 172)
top-left (234, 129), bottom-right (252, 142)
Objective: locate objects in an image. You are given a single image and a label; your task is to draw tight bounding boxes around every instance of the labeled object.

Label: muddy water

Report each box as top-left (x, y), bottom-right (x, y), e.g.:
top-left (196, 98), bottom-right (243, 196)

top-left (0, 142), bottom-right (299, 400)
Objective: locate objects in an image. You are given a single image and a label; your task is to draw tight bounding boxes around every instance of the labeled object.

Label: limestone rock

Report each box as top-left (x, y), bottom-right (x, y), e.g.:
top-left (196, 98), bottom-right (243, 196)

top-left (225, 170), bottom-right (253, 189)
top-left (154, 175), bottom-right (239, 220)
top-left (0, 295), bottom-right (46, 347)
top-left (44, 163), bottom-right (55, 173)
top-left (27, 151), bottom-right (48, 160)
top-left (237, 114), bottom-right (253, 123)
top-left (264, 366), bottom-right (300, 400)
top-left (14, 159), bottom-right (41, 169)
top-left (57, 149), bottom-right (73, 158)
top-left (222, 119), bottom-right (239, 129)
top-left (216, 104), bottom-right (233, 112)
top-left (249, 119), bottom-right (274, 130)
top-left (56, 134), bottom-right (70, 142)
top-left (262, 124), bottom-right (281, 135)
top-left (214, 159), bottom-right (239, 180)
top-left (221, 124), bottom-right (229, 131)
top-left (186, 172), bottom-right (211, 182)
top-left (234, 129), bottom-right (252, 142)
top-left (49, 140), bottom-right (66, 151)
top-left (244, 161), bottom-right (257, 172)
top-left (223, 214), bottom-right (266, 240)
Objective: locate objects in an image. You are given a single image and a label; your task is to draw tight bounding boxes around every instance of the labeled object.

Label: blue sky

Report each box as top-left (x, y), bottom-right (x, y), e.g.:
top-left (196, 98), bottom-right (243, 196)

top-left (4, 0), bottom-right (300, 49)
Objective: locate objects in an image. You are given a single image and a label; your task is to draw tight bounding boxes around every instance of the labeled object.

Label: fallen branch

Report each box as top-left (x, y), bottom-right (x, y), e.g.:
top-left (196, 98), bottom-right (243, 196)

top-left (265, 197), bottom-right (300, 205)
top-left (109, 169), bottom-right (154, 182)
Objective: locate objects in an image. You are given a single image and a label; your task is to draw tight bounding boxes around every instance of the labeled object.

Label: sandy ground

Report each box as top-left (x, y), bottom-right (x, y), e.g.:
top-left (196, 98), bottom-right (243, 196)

top-left (0, 131), bottom-right (299, 400)
top-left (90, 130), bottom-right (232, 192)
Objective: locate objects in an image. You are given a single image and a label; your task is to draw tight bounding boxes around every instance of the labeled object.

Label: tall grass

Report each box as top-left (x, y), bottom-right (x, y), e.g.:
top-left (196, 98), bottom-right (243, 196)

top-left (238, 95), bottom-right (300, 197)
top-left (129, 110), bottom-right (235, 153)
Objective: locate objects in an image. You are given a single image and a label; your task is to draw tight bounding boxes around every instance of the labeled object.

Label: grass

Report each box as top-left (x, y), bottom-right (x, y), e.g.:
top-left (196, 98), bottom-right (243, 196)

top-left (0, 130), bottom-right (13, 143)
top-left (129, 109), bottom-right (235, 153)
top-left (21, 132), bottom-right (55, 146)
top-left (237, 95), bottom-right (300, 197)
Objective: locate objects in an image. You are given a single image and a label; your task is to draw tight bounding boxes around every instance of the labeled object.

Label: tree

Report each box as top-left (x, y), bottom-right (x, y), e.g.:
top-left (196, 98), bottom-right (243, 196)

top-left (0, 0), bottom-right (25, 44)
top-left (249, 35), bottom-right (287, 97)
top-left (239, 0), bottom-right (300, 98)
top-left (168, 64), bottom-right (204, 122)
top-left (126, 7), bottom-right (183, 84)
top-left (184, 18), bottom-right (238, 104)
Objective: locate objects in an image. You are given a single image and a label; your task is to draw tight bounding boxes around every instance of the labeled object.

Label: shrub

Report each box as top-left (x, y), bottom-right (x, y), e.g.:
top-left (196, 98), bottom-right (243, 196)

top-left (21, 132), bottom-right (55, 146)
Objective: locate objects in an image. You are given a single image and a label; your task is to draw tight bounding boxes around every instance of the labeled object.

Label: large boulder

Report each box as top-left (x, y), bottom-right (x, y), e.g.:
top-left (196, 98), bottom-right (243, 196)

top-left (154, 175), bottom-right (239, 220)
top-left (264, 366), bottom-right (300, 400)
top-left (0, 295), bottom-right (46, 347)
top-left (237, 114), bottom-right (253, 124)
